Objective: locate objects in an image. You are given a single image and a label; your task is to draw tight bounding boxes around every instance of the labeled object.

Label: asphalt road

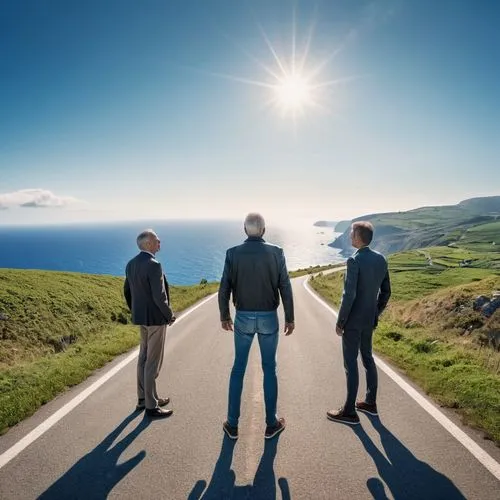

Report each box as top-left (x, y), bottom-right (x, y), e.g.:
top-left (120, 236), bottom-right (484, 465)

top-left (0, 276), bottom-right (499, 499)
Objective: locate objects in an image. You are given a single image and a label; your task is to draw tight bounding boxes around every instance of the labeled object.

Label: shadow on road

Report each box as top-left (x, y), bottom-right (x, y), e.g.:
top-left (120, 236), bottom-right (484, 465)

top-left (353, 416), bottom-right (467, 499)
top-left (39, 411), bottom-right (150, 499)
top-left (189, 434), bottom-right (291, 499)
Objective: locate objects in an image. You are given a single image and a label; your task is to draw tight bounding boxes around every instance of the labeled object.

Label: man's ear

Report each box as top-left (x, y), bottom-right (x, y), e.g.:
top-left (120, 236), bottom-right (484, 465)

top-left (262, 228), bottom-right (266, 236)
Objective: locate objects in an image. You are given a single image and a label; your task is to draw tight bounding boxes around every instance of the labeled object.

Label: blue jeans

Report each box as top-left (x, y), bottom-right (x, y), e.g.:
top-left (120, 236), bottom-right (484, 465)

top-left (342, 328), bottom-right (378, 414)
top-left (227, 310), bottom-right (279, 427)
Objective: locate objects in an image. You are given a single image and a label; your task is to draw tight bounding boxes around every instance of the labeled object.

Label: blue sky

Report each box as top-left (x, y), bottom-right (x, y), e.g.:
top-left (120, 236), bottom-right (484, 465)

top-left (1, 0), bottom-right (499, 225)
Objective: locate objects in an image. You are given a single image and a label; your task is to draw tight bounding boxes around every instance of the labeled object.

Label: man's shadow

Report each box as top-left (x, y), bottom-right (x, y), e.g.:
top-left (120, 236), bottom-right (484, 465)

top-left (39, 411), bottom-right (150, 499)
top-left (353, 416), bottom-right (466, 499)
top-left (189, 435), bottom-right (291, 500)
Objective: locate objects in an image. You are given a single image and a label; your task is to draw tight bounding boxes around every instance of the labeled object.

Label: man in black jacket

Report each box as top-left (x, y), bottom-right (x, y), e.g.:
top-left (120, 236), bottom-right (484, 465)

top-left (327, 221), bottom-right (391, 425)
top-left (124, 229), bottom-right (175, 418)
top-left (218, 213), bottom-right (295, 440)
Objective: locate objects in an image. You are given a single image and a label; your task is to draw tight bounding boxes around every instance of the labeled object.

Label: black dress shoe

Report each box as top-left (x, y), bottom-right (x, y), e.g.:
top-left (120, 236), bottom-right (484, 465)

top-left (145, 407), bottom-right (173, 418)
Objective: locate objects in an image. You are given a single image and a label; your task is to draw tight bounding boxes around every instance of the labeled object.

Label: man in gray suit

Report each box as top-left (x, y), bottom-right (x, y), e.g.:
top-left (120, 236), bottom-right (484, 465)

top-left (124, 229), bottom-right (176, 418)
top-left (327, 221), bottom-right (391, 425)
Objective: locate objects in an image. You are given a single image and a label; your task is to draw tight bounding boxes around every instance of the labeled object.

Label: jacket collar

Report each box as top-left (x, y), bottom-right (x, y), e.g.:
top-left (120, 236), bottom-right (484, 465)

top-left (245, 236), bottom-right (265, 242)
top-left (355, 246), bottom-right (370, 255)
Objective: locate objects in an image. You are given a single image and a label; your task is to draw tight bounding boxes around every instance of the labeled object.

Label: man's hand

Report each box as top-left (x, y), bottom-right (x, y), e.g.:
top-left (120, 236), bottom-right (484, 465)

top-left (221, 319), bottom-right (233, 331)
top-left (335, 323), bottom-right (343, 336)
top-left (168, 315), bottom-right (176, 326)
top-left (284, 322), bottom-right (295, 336)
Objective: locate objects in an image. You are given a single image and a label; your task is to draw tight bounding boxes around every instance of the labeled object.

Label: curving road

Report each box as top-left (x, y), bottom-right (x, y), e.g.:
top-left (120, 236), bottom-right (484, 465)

top-left (0, 276), bottom-right (499, 499)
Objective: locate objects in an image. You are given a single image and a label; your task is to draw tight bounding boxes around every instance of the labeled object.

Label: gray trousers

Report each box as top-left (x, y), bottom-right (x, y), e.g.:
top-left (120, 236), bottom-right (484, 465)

top-left (137, 324), bottom-right (167, 409)
top-left (342, 327), bottom-right (378, 414)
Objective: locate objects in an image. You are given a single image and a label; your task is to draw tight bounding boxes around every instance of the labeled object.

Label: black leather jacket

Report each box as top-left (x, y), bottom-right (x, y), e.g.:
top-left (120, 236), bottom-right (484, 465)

top-left (218, 237), bottom-right (294, 323)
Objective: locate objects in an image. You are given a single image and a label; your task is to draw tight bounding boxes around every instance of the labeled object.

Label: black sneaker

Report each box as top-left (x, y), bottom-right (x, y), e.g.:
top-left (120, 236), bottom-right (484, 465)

top-left (326, 408), bottom-right (360, 425)
top-left (356, 401), bottom-right (378, 416)
top-left (265, 417), bottom-right (286, 439)
top-left (223, 421), bottom-right (238, 440)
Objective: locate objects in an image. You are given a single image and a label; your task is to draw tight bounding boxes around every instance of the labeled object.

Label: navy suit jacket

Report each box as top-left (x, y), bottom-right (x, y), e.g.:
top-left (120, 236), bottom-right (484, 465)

top-left (337, 247), bottom-right (391, 331)
top-left (124, 251), bottom-right (173, 326)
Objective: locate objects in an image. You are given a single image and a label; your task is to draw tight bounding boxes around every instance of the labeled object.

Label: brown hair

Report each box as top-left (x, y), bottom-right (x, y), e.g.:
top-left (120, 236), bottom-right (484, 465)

top-left (352, 221), bottom-right (374, 245)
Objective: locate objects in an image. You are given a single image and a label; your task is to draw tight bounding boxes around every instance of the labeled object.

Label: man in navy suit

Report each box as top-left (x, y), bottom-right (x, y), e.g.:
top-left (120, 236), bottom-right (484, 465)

top-left (327, 221), bottom-right (391, 425)
top-left (124, 229), bottom-right (176, 418)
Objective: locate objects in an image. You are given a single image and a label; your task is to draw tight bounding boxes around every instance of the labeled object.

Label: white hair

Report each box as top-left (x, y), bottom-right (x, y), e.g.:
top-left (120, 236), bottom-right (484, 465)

top-left (244, 212), bottom-right (265, 237)
top-left (137, 229), bottom-right (157, 250)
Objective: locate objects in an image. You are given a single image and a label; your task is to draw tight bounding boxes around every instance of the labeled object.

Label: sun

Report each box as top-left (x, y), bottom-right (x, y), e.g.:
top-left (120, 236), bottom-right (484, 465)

top-left (274, 74), bottom-right (313, 111)
top-left (205, 13), bottom-right (357, 122)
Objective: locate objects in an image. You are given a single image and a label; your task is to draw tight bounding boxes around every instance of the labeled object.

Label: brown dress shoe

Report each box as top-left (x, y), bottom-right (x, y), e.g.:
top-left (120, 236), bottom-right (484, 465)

top-left (356, 401), bottom-right (378, 416)
top-left (326, 408), bottom-right (360, 425)
top-left (265, 417), bottom-right (286, 439)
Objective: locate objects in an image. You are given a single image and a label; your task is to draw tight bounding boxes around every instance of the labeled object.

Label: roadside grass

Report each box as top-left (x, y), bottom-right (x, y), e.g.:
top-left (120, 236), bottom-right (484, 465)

top-left (309, 252), bottom-right (500, 444)
top-left (374, 322), bottom-right (500, 443)
top-left (0, 269), bottom-right (218, 434)
top-left (289, 262), bottom-right (344, 278)
top-left (308, 271), bottom-right (344, 305)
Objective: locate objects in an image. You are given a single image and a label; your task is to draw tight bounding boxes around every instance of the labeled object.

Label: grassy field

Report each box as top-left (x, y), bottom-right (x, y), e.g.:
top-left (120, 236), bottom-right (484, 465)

top-left (455, 220), bottom-right (500, 253)
top-left (387, 248), bottom-right (500, 301)
top-left (0, 269), bottom-right (218, 434)
top-left (310, 249), bottom-right (500, 444)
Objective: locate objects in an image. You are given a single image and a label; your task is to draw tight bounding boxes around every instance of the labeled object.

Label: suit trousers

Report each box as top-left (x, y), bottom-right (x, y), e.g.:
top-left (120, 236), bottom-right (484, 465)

top-left (342, 327), bottom-right (378, 414)
top-left (137, 324), bottom-right (167, 409)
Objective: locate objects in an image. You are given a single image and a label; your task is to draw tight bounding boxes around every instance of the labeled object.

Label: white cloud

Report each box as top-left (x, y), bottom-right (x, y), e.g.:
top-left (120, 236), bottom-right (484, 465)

top-left (0, 189), bottom-right (81, 209)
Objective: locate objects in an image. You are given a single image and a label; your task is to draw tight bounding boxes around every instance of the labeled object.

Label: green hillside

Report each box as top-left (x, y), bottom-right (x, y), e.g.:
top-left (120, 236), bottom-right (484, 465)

top-left (0, 269), bottom-right (218, 433)
top-left (459, 196), bottom-right (500, 213)
top-left (454, 220), bottom-right (500, 252)
top-left (330, 196), bottom-right (500, 255)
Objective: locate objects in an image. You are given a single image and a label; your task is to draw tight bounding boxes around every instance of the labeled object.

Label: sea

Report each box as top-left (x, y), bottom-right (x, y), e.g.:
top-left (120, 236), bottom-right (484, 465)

top-left (0, 220), bottom-right (344, 285)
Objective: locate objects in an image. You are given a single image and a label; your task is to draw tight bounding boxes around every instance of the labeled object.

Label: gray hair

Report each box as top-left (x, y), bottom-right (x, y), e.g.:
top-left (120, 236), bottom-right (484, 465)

top-left (137, 229), bottom-right (157, 250)
top-left (244, 212), bottom-right (265, 237)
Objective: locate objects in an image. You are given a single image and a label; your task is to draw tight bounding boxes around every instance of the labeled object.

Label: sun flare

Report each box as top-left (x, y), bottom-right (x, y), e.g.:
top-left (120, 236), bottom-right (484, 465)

top-left (207, 13), bottom-right (356, 122)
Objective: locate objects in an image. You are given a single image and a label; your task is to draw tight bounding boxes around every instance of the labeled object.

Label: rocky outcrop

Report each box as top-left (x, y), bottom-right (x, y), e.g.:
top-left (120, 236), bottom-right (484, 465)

top-left (474, 293), bottom-right (500, 318)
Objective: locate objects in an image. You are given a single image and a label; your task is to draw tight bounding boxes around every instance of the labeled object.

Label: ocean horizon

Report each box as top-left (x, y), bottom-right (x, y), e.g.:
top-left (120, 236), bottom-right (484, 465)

top-left (0, 220), bottom-right (344, 285)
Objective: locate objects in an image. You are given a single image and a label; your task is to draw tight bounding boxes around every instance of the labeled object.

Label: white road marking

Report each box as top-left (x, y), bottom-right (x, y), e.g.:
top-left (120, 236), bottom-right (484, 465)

top-left (0, 293), bottom-right (217, 470)
top-left (303, 278), bottom-right (500, 481)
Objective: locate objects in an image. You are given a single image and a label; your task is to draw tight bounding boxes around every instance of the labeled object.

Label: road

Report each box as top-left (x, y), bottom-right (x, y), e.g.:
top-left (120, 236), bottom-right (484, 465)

top-left (0, 275), bottom-right (499, 499)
